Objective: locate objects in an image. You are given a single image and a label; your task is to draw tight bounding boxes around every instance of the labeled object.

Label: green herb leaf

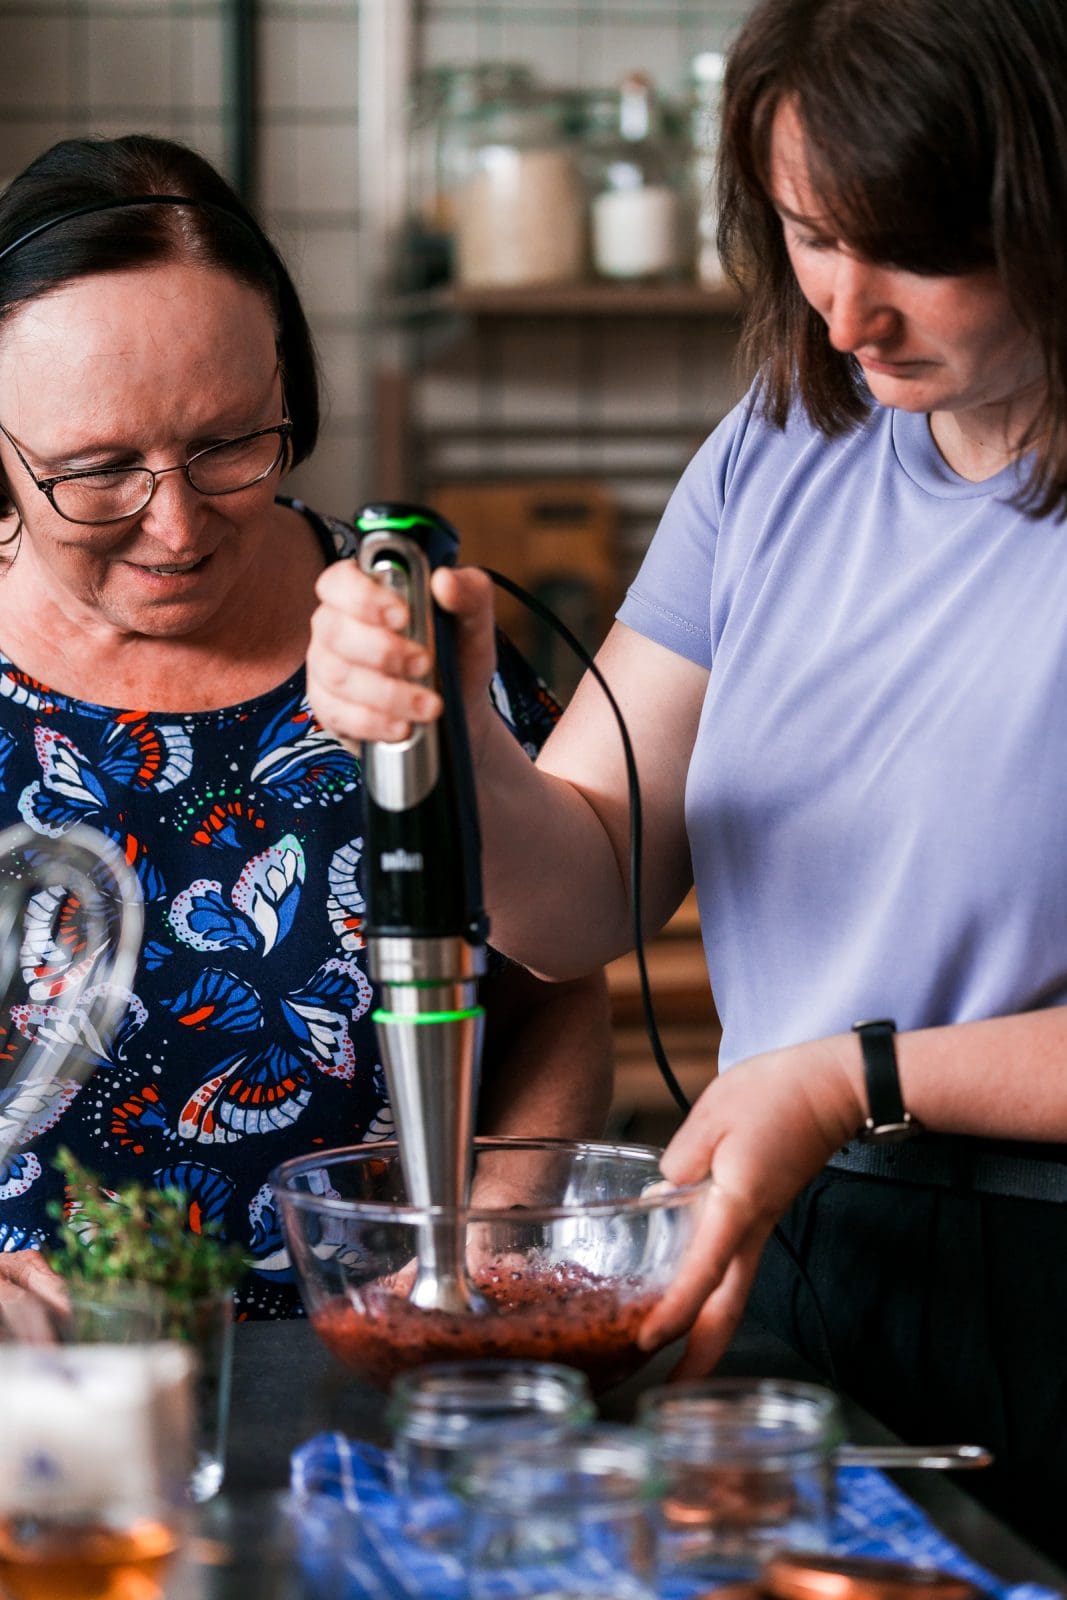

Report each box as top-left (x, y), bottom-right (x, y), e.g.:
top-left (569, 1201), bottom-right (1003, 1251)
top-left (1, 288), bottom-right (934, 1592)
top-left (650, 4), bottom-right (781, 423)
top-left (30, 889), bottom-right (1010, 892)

top-left (46, 1147), bottom-right (247, 1315)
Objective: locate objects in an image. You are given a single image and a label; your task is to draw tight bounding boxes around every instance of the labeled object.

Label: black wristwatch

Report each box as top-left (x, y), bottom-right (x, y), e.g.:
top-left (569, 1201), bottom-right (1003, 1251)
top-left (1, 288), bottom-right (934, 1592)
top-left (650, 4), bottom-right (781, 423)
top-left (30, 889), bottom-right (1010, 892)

top-left (852, 1018), bottom-right (923, 1143)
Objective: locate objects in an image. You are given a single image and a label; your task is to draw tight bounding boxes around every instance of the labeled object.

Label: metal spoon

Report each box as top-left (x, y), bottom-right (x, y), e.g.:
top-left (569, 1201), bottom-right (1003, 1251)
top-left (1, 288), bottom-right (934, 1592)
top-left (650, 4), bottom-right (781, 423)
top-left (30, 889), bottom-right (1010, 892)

top-left (836, 1442), bottom-right (993, 1470)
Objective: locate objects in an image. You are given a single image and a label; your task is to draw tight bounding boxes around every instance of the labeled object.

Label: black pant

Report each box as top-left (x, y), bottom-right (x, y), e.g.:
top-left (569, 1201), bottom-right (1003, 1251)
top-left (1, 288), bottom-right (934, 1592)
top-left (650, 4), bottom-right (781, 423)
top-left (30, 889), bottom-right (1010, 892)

top-left (748, 1167), bottom-right (1067, 1566)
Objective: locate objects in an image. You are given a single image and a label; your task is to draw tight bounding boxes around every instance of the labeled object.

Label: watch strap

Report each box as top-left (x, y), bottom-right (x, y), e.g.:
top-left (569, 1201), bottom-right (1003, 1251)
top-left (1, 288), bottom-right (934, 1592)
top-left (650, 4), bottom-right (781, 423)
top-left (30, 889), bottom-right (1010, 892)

top-left (852, 1018), bottom-right (922, 1143)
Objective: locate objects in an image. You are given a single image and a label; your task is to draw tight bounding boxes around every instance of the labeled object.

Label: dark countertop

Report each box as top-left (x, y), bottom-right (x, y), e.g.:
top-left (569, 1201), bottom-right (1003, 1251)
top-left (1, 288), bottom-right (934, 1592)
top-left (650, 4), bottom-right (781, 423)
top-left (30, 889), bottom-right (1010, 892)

top-left (169, 1317), bottom-right (1067, 1597)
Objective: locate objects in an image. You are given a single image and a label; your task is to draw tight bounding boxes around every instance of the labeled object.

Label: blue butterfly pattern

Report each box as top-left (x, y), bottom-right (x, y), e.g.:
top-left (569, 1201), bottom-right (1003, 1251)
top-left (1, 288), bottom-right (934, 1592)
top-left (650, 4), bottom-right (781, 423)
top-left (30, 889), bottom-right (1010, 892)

top-left (0, 504), bottom-right (560, 1319)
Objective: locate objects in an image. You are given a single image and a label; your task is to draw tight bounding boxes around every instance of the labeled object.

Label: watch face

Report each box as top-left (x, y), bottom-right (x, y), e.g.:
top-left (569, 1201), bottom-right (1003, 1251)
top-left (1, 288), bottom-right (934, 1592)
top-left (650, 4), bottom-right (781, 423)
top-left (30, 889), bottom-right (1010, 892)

top-left (763, 1551), bottom-right (983, 1600)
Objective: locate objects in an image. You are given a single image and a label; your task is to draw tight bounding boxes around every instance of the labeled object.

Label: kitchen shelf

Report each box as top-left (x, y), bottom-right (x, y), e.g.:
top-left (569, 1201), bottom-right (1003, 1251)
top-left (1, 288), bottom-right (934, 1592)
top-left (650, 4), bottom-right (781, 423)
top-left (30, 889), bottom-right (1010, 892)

top-left (385, 282), bottom-right (742, 321)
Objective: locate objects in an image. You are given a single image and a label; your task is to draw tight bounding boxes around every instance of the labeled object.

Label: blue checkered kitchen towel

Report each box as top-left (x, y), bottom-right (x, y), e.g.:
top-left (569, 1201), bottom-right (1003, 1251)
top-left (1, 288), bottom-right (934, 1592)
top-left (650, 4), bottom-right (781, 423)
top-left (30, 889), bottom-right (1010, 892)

top-left (290, 1433), bottom-right (1064, 1600)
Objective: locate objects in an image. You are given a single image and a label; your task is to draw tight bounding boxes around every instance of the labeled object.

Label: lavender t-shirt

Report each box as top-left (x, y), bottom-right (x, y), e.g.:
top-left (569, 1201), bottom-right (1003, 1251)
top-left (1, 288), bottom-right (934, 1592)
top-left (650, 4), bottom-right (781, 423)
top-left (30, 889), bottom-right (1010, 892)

top-left (618, 389), bottom-right (1067, 1069)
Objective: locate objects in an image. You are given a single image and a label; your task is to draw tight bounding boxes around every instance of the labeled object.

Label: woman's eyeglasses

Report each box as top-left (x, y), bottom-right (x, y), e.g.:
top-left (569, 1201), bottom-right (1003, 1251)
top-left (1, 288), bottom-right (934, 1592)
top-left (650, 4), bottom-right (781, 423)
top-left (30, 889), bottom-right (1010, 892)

top-left (0, 415), bottom-right (292, 526)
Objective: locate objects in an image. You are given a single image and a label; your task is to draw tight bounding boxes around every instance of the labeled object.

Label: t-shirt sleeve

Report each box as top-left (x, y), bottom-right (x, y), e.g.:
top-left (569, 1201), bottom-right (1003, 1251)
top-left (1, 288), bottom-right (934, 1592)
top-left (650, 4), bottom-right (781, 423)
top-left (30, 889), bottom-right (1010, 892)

top-left (616, 392), bottom-right (756, 670)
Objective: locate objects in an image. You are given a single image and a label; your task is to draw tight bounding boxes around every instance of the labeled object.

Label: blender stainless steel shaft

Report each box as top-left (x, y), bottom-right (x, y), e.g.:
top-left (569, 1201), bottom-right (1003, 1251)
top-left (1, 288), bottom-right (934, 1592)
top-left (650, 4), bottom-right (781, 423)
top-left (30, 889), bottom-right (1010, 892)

top-left (357, 503), bottom-right (490, 1315)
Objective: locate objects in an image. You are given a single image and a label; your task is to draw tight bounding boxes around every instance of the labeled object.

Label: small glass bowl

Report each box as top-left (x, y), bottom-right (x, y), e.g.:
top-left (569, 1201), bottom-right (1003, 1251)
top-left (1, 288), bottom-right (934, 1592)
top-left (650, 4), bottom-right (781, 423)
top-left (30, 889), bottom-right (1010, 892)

top-left (272, 1137), bottom-right (713, 1393)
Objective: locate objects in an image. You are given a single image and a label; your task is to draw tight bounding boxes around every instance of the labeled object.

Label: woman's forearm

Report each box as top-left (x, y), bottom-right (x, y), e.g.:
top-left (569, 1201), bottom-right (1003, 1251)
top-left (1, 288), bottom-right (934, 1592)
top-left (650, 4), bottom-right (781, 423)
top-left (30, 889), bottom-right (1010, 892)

top-left (896, 1005), bottom-right (1067, 1141)
top-left (309, 558), bottom-right (706, 978)
top-left (477, 962), bottom-right (615, 1139)
top-left (471, 710), bottom-right (634, 975)
top-left (473, 623), bottom-right (708, 975)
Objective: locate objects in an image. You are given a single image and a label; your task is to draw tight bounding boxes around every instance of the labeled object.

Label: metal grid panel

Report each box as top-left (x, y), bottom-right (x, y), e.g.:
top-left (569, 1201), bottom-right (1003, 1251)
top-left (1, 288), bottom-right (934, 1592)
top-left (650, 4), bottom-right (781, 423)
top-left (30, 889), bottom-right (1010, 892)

top-left (0, 2), bottom-right (233, 180)
top-left (405, 0), bottom-right (755, 570)
top-left (0, 0), bottom-right (754, 525)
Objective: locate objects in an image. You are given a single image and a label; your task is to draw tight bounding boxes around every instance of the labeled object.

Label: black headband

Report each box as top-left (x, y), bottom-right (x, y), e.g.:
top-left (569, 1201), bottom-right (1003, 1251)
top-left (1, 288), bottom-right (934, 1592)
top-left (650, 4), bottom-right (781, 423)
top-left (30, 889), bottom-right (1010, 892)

top-left (0, 193), bottom-right (268, 266)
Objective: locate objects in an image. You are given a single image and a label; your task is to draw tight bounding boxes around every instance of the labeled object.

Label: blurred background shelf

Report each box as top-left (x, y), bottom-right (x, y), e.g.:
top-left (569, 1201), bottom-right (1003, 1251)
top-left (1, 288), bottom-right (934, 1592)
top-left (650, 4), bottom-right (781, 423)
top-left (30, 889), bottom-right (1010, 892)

top-left (385, 282), bottom-right (742, 320)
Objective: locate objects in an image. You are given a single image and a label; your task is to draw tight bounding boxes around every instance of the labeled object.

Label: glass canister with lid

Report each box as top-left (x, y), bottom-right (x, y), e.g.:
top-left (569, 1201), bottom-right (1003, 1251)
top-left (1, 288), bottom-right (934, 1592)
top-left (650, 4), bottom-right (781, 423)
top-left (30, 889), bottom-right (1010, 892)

top-left (584, 73), bottom-right (688, 283)
top-left (404, 63), bottom-right (537, 289)
top-left (450, 79), bottom-right (586, 289)
top-left (686, 49), bottom-right (729, 289)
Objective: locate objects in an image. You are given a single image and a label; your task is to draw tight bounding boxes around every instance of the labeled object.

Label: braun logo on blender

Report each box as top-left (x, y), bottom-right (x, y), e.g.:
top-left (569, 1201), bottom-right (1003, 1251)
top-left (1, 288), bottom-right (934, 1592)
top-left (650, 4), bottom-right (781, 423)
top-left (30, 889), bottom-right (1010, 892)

top-left (382, 848), bottom-right (424, 872)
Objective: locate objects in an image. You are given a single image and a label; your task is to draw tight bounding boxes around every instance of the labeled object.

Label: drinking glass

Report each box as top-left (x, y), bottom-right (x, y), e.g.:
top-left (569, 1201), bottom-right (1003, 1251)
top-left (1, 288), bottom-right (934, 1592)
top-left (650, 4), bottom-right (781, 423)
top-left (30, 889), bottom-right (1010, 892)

top-left (459, 1423), bottom-right (661, 1600)
top-left (0, 1341), bottom-right (194, 1600)
top-left (0, 822), bottom-right (143, 1164)
top-left (0, 1273), bottom-right (232, 1505)
top-left (178, 1287), bottom-right (236, 1504)
top-left (637, 1377), bottom-right (844, 1580)
top-left (59, 1280), bottom-right (168, 1344)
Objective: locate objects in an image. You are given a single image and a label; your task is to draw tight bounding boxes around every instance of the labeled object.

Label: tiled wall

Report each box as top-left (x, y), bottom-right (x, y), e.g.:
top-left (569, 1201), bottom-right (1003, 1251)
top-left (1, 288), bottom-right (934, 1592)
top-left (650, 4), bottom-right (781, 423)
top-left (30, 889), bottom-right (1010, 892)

top-left (0, 0), bottom-right (751, 548)
top-left (410, 0), bottom-right (753, 581)
top-left (419, 1), bottom-right (750, 87)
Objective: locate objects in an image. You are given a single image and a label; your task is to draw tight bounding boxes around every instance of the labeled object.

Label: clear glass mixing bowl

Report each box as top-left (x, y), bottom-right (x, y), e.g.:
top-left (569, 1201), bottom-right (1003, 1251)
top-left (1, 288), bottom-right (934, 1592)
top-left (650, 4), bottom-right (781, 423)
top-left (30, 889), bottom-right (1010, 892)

top-left (271, 1137), bottom-right (712, 1392)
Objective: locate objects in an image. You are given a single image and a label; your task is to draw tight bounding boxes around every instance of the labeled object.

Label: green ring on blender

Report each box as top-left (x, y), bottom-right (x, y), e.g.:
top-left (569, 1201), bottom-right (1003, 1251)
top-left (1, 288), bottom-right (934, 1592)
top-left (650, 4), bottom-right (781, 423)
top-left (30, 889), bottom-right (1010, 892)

top-left (371, 1005), bottom-right (485, 1024)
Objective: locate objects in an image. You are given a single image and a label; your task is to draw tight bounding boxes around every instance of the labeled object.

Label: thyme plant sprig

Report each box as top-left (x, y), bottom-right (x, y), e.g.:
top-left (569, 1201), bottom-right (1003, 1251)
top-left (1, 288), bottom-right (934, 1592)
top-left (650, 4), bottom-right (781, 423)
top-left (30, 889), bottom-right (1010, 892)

top-left (46, 1147), bottom-right (246, 1314)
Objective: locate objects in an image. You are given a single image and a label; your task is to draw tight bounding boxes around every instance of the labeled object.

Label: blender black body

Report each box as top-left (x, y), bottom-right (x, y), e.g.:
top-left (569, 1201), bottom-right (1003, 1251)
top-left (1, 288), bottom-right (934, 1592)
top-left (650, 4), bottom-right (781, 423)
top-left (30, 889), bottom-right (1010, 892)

top-left (356, 503), bottom-right (489, 1314)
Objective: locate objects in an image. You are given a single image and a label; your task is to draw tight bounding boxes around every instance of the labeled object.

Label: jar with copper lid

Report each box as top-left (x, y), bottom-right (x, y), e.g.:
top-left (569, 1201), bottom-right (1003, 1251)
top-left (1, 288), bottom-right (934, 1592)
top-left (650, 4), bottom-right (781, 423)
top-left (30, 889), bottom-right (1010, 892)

top-left (637, 1378), bottom-right (844, 1580)
top-left (762, 1552), bottom-right (985, 1600)
top-left (691, 1556), bottom-right (984, 1600)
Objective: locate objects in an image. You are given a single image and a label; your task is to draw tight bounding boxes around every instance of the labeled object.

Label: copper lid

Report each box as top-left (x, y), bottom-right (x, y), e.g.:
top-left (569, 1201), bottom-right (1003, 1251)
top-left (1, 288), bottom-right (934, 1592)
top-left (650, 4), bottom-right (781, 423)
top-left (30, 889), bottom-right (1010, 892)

top-left (763, 1553), bottom-right (985, 1600)
top-left (690, 1587), bottom-right (763, 1600)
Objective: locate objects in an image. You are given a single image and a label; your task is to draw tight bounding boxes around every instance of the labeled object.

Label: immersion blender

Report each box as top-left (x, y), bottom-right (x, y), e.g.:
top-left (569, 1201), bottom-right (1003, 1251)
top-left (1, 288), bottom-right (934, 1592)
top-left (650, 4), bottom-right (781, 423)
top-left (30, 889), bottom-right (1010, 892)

top-left (356, 503), bottom-right (490, 1315)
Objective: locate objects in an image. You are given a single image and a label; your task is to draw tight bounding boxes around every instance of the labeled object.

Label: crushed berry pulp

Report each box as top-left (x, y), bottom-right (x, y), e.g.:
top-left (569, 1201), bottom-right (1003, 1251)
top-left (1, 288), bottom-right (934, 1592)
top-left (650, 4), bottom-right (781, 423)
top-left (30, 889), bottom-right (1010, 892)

top-left (312, 1261), bottom-right (659, 1392)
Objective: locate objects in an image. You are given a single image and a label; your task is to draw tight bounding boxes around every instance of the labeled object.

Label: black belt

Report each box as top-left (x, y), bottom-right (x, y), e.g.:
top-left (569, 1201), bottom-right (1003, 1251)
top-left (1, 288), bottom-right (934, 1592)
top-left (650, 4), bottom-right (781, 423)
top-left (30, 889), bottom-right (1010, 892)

top-left (828, 1135), bottom-right (1067, 1202)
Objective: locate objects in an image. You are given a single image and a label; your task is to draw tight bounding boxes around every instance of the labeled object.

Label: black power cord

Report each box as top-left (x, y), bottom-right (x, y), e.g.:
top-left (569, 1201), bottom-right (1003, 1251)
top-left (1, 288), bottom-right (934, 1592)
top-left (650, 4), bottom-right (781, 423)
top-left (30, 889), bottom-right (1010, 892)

top-left (484, 565), bottom-right (841, 1391)
top-left (485, 567), bottom-right (690, 1115)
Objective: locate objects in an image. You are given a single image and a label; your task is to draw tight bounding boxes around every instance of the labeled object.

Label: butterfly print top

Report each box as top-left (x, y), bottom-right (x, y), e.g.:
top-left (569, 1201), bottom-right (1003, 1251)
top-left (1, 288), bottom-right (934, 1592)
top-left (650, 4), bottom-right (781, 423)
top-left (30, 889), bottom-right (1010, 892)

top-left (0, 503), bottom-right (560, 1318)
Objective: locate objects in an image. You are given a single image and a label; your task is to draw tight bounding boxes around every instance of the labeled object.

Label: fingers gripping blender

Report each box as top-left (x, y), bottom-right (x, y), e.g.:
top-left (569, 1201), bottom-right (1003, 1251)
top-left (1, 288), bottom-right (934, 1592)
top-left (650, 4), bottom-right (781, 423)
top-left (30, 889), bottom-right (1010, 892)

top-left (356, 503), bottom-right (490, 1316)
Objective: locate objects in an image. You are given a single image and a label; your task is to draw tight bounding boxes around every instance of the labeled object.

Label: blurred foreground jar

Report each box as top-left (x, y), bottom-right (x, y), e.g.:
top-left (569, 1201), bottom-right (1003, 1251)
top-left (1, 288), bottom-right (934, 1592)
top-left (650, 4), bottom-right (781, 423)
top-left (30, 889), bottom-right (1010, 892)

top-left (585, 73), bottom-right (688, 282)
top-left (387, 1358), bottom-right (595, 1549)
top-left (453, 87), bottom-right (586, 288)
top-left (459, 1423), bottom-right (662, 1600)
top-left (638, 1378), bottom-right (844, 1580)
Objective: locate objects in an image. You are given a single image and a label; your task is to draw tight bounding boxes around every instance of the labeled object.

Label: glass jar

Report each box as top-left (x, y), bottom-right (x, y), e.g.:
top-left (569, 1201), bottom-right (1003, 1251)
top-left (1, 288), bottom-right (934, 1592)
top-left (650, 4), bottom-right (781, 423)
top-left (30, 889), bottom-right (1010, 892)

top-left (403, 63), bottom-right (537, 290)
top-left (686, 49), bottom-right (728, 289)
top-left (387, 1358), bottom-right (595, 1549)
top-left (459, 1423), bottom-right (662, 1600)
top-left (583, 73), bottom-right (688, 282)
top-left (637, 1378), bottom-right (844, 1581)
top-left (451, 86), bottom-right (586, 288)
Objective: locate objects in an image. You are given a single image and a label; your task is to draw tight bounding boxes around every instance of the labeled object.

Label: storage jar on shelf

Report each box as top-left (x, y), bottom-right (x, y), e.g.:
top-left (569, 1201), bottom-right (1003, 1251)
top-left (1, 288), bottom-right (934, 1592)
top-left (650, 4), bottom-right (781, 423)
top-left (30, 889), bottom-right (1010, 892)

top-left (451, 87), bottom-right (586, 289)
top-left (685, 50), bottom-right (728, 289)
top-left (584, 73), bottom-right (688, 283)
top-left (404, 63), bottom-right (538, 289)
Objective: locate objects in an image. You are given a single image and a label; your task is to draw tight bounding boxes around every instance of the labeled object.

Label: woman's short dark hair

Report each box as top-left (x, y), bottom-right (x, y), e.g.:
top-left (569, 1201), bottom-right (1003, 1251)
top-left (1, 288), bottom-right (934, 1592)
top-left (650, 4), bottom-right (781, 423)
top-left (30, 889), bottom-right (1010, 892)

top-left (718, 0), bottom-right (1067, 517)
top-left (0, 134), bottom-right (319, 520)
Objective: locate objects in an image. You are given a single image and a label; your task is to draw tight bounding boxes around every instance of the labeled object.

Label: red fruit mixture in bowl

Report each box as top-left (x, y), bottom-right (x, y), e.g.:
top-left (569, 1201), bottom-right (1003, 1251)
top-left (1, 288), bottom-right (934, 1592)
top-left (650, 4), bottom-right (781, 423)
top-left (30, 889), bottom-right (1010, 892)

top-left (313, 1261), bottom-right (658, 1392)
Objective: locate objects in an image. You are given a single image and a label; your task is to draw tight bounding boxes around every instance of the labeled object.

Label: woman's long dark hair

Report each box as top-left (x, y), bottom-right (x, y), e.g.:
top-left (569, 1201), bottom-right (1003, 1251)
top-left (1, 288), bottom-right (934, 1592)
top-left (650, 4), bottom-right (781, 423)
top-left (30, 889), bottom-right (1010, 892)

top-left (0, 134), bottom-right (320, 521)
top-left (718, 0), bottom-right (1067, 517)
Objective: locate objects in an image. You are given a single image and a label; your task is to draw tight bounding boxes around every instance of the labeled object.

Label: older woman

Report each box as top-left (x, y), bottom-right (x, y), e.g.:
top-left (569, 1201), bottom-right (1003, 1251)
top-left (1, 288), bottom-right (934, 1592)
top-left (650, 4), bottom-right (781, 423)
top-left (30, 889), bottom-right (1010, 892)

top-left (309, 0), bottom-right (1067, 1561)
top-left (0, 133), bottom-right (613, 1324)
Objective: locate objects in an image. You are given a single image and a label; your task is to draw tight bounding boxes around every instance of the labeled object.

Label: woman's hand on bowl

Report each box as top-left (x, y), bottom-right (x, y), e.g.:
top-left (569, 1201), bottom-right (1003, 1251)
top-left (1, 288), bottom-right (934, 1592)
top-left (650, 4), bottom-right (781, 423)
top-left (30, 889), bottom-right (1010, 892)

top-left (638, 1035), bottom-right (865, 1376)
top-left (0, 1249), bottom-right (70, 1343)
top-left (307, 560), bottom-right (498, 751)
